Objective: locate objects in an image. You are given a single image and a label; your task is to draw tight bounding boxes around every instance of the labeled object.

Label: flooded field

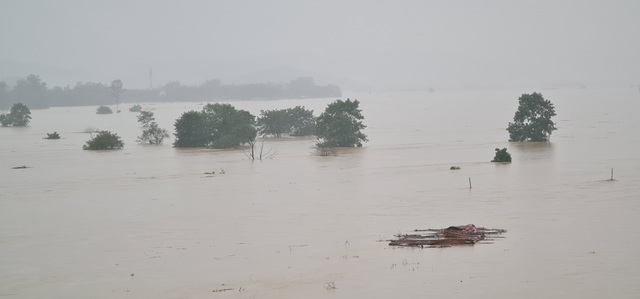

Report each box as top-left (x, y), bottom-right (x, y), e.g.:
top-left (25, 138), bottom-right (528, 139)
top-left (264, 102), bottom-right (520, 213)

top-left (1, 88), bottom-right (640, 298)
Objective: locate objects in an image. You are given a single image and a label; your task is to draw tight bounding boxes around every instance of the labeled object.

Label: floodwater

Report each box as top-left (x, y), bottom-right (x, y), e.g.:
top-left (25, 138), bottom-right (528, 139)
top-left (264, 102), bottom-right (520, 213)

top-left (1, 88), bottom-right (639, 298)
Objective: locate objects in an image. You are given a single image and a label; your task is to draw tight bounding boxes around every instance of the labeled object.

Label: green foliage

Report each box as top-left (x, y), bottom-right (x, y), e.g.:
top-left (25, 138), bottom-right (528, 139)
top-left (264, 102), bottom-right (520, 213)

top-left (204, 103), bottom-right (257, 148)
top-left (83, 131), bottom-right (124, 150)
top-left (288, 106), bottom-right (316, 136)
top-left (507, 92), bottom-right (557, 142)
top-left (258, 109), bottom-right (290, 137)
top-left (173, 103), bottom-right (256, 148)
top-left (137, 122), bottom-right (169, 144)
top-left (315, 99), bottom-right (367, 147)
top-left (491, 148), bottom-right (512, 162)
top-left (137, 110), bottom-right (155, 127)
top-left (44, 132), bottom-right (61, 139)
top-left (96, 106), bottom-right (113, 114)
top-left (257, 106), bottom-right (316, 137)
top-left (0, 114), bottom-right (12, 126)
top-left (173, 111), bottom-right (210, 147)
top-left (129, 104), bottom-right (142, 112)
top-left (0, 103), bottom-right (32, 127)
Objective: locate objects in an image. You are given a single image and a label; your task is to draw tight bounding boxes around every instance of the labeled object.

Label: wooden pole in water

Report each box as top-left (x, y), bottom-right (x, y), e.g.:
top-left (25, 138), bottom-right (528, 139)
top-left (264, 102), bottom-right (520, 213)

top-left (611, 168), bottom-right (614, 180)
top-left (469, 177), bottom-right (472, 189)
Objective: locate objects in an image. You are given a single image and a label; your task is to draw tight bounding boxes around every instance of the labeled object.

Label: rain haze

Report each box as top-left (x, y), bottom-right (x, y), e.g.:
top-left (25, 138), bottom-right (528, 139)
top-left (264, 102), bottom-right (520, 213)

top-left (2, 1), bottom-right (640, 299)
top-left (1, 0), bottom-right (639, 90)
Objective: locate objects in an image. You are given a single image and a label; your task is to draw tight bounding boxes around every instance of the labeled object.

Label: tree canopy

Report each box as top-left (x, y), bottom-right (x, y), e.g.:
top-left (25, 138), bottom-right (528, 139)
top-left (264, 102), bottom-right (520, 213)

top-left (137, 122), bottom-right (170, 145)
top-left (173, 111), bottom-right (209, 147)
top-left (0, 103), bottom-right (32, 127)
top-left (137, 110), bottom-right (155, 127)
top-left (96, 106), bottom-right (113, 114)
top-left (173, 103), bottom-right (256, 148)
top-left (257, 109), bottom-right (289, 137)
top-left (491, 148), bottom-right (512, 162)
top-left (507, 92), bottom-right (557, 142)
top-left (257, 106), bottom-right (316, 137)
top-left (288, 106), bottom-right (316, 136)
top-left (83, 131), bottom-right (124, 150)
top-left (315, 99), bottom-right (367, 147)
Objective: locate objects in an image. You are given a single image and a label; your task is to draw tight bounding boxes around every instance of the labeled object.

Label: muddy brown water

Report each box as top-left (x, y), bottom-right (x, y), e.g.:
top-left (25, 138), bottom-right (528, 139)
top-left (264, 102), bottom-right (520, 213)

top-left (1, 88), bottom-right (639, 298)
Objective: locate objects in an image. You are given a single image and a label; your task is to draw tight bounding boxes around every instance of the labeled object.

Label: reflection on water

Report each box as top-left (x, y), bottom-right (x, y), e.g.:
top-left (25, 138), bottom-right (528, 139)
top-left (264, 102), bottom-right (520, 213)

top-left (1, 88), bottom-right (640, 298)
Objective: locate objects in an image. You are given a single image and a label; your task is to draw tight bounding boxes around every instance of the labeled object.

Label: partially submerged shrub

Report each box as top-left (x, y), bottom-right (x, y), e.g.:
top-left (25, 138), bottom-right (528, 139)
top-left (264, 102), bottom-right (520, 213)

top-left (491, 148), bottom-right (512, 162)
top-left (129, 104), bottom-right (142, 112)
top-left (96, 106), bottom-right (113, 114)
top-left (83, 131), bottom-right (124, 150)
top-left (44, 132), bottom-right (61, 139)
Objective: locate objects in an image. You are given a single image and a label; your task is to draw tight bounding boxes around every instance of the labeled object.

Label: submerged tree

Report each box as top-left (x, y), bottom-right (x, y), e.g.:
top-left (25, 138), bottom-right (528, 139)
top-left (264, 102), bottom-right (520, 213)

top-left (0, 103), bottom-right (32, 127)
top-left (129, 104), bottom-right (142, 112)
top-left (507, 92), bottom-right (557, 142)
top-left (315, 99), bottom-right (367, 147)
top-left (173, 110), bottom-right (210, 147)
top-left (12, 103), bottom-right (33, 126)
top-left (288, 106), bottom-right (316, 136)
top-left (204, 103), bottom-right (256, 148)
top-left (137, 110), bottom-right (155, 127)
top-left (491, 148), bottom-right (512, 162)
top-left (96, 106), bottom-right (113, 114)
top-left (137, 122), bottom-right (170, 144)
top-left (257, 106), bottom-right (316, 137)
top-left (173, 103), bottom-right (256, 148)
top-left (83, 131), bottom-right (124, 150)
top-left (257, 109), bottom-right (290, 137)
top-left (44, 132), bottom-right (61, 139)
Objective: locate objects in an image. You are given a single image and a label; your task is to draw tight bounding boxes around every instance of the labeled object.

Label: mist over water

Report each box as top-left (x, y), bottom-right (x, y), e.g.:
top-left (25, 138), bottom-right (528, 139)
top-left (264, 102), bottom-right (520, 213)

top-left (1, 88), bottom-right (639, 298)
top-left (2, 1), bottom-right (639, 90)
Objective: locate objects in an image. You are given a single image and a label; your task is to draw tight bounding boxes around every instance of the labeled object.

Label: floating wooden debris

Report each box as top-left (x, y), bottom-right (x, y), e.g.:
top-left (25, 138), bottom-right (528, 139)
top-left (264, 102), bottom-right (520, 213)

top-left (389, 224), bottom-right (506, 248)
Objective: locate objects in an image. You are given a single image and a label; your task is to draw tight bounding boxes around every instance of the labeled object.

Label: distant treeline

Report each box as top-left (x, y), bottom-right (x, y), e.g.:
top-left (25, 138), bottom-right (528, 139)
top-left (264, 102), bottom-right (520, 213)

top-left (0, 75), bottom-right (341, 109)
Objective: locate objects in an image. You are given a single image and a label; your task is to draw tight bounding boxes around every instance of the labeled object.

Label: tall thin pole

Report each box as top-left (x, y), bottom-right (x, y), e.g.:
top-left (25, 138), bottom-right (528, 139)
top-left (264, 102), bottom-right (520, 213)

top-left (611, 168), bottom-right (614, 180)
top-left (469, 177), bottom-right (472, 189)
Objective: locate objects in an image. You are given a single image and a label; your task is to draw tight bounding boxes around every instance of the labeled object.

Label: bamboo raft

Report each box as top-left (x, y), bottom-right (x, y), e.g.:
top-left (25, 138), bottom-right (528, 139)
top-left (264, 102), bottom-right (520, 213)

top-left (389, 225), bottom-right (506, 248)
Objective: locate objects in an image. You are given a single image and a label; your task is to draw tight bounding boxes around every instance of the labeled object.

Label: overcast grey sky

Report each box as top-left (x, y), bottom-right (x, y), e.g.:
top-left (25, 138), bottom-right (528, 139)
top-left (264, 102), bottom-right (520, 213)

top-left (1, 0), bottom-right (638, 90)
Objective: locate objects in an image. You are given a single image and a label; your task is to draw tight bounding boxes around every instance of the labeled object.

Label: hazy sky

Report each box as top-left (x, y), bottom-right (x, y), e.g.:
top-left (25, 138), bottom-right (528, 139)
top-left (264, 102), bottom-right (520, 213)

top-left (1, 0), bottom-right (639, 90)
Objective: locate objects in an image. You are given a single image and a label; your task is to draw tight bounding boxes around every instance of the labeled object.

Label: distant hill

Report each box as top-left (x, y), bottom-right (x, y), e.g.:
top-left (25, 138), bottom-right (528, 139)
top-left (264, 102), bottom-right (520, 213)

top-left (231, 66), bottom-right (371, 92)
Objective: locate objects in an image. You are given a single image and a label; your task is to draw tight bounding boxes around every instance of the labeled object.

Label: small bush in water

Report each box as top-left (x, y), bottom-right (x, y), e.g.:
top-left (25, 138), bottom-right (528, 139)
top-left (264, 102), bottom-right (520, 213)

top-left (44, 132), bottom-right (61, 139)
top-left (491, 148), bottom-right (512, 162)
top-left (83, 131), bottom-right (124, 150)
